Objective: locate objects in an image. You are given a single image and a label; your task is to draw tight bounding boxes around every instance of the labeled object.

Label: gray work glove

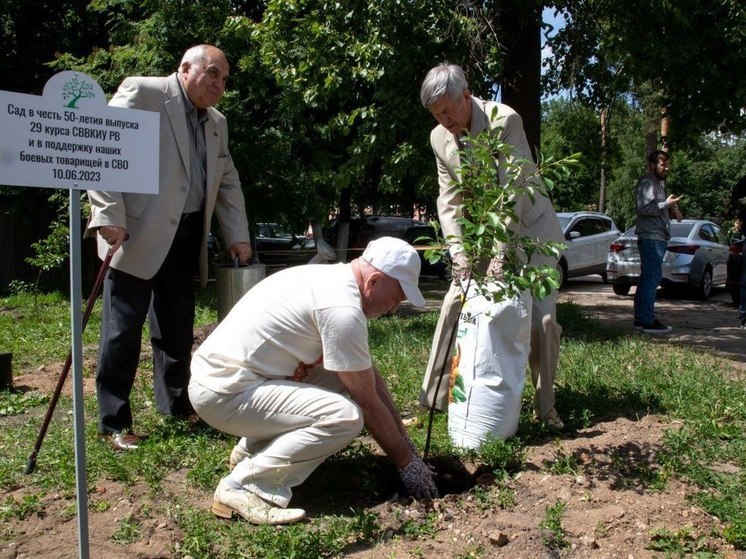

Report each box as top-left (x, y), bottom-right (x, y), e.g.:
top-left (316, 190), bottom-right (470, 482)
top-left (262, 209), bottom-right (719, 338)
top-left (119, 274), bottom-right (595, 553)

top-left (451, 251), bottom-right (470, 284)
top-left (399, 456), bottom-right (439, 500)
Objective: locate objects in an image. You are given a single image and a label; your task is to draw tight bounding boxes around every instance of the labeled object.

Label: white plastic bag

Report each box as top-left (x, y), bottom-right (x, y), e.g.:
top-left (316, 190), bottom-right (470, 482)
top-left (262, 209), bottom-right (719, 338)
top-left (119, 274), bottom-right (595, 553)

top-left (448, 284), bottom-right (532, 449)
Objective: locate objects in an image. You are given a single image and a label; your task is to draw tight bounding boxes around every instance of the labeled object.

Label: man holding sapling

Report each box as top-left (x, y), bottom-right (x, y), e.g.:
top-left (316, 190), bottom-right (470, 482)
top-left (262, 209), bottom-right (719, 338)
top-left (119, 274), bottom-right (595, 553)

top-left (418, 63), bottom-right (565, 432)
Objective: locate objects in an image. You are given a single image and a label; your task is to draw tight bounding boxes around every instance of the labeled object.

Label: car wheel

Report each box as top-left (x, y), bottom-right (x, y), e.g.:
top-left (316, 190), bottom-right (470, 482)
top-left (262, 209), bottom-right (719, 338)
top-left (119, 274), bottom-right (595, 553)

top-left (557, 259), bottom-right (567, 288)
top-left (696, 267), bottom-right (713, 301)
top-left (612, 281), bottom-right (631, 296)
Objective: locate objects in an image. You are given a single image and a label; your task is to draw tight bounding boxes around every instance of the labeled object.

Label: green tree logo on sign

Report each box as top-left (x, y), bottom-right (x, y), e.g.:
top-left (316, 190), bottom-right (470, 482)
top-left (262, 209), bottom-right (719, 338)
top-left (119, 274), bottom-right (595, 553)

top-left (62, 76), bottom-right (95, 109)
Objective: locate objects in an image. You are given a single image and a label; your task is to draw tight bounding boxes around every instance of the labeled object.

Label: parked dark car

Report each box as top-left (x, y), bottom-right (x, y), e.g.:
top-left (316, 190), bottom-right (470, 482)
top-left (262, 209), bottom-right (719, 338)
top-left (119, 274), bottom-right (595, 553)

top-left (726, 235), bottom-right (743, 306)
top-left (326, 215), bottom-right (449, 279)
top-left (254, 222), bottom-right (314, 265)
top-left (209, 223), bottom-right (314, 268)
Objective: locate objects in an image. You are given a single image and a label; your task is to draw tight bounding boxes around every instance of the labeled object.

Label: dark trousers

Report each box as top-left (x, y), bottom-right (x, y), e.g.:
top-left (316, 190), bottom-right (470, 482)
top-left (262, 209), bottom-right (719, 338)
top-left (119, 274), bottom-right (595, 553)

top-left (96, 213), bottom-right (202, 434)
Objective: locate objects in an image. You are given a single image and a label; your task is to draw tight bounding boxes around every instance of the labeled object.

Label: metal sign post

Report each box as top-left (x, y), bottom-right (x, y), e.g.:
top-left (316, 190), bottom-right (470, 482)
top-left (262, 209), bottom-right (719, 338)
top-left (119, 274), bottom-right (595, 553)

top-left (0, 71), bottom-right (159, 559)
top-left (68, 190), bottom-right (89, 558)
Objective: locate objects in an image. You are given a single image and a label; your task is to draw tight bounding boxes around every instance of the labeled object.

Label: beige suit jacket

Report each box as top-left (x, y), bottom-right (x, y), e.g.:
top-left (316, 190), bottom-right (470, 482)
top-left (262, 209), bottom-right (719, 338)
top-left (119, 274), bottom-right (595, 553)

top-left (87, 73), bottom-right (250, 285)
top-left (430, 97), bottom-right (564, 257)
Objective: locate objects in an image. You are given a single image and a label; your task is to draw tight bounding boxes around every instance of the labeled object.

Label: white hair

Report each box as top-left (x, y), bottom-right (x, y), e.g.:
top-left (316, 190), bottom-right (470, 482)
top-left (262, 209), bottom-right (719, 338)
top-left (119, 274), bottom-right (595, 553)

top-left (179, 45), bottom-right (210, 70)
top-left (420, 63), bottom-right (469, 108)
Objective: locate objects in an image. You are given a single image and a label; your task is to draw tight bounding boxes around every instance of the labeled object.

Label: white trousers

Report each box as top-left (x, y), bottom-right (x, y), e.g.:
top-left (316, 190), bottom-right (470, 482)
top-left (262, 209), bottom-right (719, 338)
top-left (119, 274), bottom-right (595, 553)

top-left (420, 281), bottom-right (561, 418)
top-left (188, 368), bottom-right (363, 508)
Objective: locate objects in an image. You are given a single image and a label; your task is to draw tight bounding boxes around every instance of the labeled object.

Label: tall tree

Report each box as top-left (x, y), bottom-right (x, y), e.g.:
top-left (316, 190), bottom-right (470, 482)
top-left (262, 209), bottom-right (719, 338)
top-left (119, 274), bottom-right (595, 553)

top-left (544, 0), bottom-right (746, 144)
top-left (541, 98), bottom-right (601, 210)
top-left (18, 0), bottom-right (554, 239)
top-left (231, 0), bottom-right (469, 225)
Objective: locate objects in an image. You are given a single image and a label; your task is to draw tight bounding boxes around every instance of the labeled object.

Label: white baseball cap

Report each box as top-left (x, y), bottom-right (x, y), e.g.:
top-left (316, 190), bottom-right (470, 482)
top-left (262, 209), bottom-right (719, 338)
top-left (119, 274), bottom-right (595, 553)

top-left (362, 237), bottom-right (426, 307)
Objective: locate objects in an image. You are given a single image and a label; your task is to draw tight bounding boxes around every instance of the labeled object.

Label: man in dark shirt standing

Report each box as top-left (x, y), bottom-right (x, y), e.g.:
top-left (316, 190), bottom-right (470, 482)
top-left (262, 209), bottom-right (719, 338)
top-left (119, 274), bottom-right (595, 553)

top-left (634, 150), bottom-right (683, 334)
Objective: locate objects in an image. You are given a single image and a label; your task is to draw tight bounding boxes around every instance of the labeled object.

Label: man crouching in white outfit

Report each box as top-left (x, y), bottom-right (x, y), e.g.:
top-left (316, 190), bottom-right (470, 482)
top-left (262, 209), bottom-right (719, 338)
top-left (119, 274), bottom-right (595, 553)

top-left (189, 236), bottom-right (438, 525)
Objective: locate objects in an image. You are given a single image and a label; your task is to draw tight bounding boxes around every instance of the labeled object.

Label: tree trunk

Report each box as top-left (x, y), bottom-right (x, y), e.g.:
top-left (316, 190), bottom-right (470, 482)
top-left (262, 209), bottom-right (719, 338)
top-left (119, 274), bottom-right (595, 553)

top-left (599, 107), bottom-right (608, 212)
top-left (499, 2), bottom-right (542, 160)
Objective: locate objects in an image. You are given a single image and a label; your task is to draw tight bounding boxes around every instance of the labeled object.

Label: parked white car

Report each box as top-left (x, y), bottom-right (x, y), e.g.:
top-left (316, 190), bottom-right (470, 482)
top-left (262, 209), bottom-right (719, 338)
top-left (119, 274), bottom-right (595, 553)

top-left (556, 211), bottom-right (621, 286)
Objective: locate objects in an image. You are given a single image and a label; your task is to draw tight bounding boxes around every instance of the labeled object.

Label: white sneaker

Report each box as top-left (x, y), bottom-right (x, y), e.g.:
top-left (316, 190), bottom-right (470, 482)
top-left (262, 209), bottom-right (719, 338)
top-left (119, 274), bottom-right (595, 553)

top-left (229, 443), bottom-right (252, 469)
top-left (212, 481), bottom-right (306, 525)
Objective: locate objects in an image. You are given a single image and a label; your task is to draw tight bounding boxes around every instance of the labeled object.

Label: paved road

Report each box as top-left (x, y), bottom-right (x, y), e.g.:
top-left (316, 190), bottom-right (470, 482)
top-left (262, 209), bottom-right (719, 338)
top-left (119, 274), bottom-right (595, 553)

top-left (558, 275), bottom-right (744, 368)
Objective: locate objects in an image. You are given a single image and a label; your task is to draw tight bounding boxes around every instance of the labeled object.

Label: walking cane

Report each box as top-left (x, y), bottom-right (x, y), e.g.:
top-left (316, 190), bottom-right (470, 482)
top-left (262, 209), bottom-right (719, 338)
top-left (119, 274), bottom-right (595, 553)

top-left (24, 244), bottom-right (118, 475)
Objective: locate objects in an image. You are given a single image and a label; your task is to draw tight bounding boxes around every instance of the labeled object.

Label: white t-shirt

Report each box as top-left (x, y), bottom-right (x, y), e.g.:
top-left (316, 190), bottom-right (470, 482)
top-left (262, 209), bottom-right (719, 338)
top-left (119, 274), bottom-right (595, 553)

top-left (191, 263), bottom-right (372, 394)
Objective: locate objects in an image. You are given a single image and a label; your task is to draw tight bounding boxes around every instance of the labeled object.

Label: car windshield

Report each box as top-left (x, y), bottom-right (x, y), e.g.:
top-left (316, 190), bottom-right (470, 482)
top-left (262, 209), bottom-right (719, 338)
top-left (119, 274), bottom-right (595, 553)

top-left (669, 222), bottom-right (695, 237)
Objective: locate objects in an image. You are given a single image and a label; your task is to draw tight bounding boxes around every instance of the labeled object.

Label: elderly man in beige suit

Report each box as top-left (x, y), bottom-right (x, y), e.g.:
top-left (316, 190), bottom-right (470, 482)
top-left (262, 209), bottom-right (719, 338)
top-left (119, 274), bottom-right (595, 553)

top-left (418, 63), bottom-right (565, 430)
top-left (87, 45), bottom-right (251, 450)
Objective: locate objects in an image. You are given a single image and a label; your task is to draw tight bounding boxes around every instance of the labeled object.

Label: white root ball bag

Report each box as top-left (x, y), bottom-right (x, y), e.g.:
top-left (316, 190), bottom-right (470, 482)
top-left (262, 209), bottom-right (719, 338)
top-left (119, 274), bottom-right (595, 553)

top-left (448, 284), bottom-right (532, 450)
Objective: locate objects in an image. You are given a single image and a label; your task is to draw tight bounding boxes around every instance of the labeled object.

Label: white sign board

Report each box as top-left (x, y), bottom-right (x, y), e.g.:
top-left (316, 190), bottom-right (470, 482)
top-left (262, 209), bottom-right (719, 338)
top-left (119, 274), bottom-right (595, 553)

top-left (0, 71), bottom-right (159, 193)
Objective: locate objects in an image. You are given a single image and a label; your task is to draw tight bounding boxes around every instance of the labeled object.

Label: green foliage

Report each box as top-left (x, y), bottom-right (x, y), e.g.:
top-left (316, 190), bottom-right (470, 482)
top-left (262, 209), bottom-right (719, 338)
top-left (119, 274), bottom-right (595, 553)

top-left (452, 545), bottom-right (486, 559)
top-left (0, 290), bottom-right (101, 372)
top-left (112, 513), bottom-right (141, 545)
top-left (541, 98), bottom-right (600, 210)
top-left (349, 509), bottom-right (381, 545)
top-left (0, 493), bottom-right (42, 521)
top-left (0, 0), bottom-right (102, 95)
top-left (6, 280), bottom-right (33, 295)
top-left (545, 1), bottom-right (746, 139)
top-left (24, 192), bottom-right (71, 294)
top-left (396, 509), bottom-right (438, 539)
top-left (368, 313), bottom-right (437, 410)
top-left (540, 499), bottom-right (568, 550)
top-left (175, 504), bottom-right (372, 559)
top-left (647, 526), bottom-right (718, 557)
top-left (472, 481), bottom-right (517, 512)
top-left (723, 518), bottom-right (746, 550)
top-left (225, 0), bottom-right (469, 223)
top-left (50, 0), bottom-right (234, 91)
top-left (478, 435), bottom-right (526, 477)
top-left (0, 389), bottom-right (49, 417)
top-left (603, 104), bottom-right (648, 231)
top-left (669, 139), bottom-right (746, 225)
top-left (544, 445), bottom-right (580, 476)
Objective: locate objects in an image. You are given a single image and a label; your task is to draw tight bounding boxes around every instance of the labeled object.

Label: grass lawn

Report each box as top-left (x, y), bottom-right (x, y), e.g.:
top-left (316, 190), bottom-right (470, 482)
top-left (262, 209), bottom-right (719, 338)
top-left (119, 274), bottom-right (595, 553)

top-left (1, 285), bottom-right (745, 557)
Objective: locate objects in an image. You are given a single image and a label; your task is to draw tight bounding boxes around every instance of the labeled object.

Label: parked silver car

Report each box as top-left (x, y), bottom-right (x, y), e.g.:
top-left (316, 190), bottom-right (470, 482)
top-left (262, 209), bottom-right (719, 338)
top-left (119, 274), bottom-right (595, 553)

top-left (606, 219), bottom-right (730, 300)
top-left (556, 211), bottom-right (621, 285)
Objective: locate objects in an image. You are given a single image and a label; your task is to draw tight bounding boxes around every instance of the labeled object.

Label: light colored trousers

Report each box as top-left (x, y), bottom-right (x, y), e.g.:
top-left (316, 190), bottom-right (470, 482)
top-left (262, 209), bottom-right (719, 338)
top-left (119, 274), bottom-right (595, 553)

top-left (189, 369), bottom-right (363, 508)
top-left (419, 281), bottom-right (561, 418)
